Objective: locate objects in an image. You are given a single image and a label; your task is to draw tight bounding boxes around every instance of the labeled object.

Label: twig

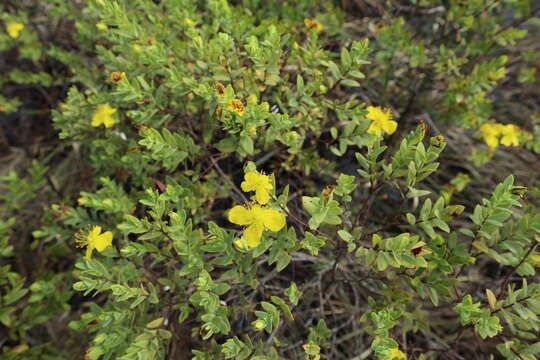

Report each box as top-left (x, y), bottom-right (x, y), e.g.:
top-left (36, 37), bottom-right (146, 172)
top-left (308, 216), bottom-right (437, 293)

top-left (497, 242), bottom-right (537, 297)
top-left (209, 156), bottom-right (249, 203)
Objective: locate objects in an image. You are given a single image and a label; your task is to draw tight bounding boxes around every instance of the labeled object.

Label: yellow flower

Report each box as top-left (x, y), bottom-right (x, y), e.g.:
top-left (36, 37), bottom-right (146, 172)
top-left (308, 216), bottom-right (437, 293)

top-left (228, 204), bottom-right (286, 248)
top-left (366, 106), bottom-right (397, 136)
top-left (247, 125), bottom-right (257, 135)
top-left (6, 22), bottom-right (24, 39)
top-left (109, 71), bottom-right (126, 83)
top-left (227, 99), bottom-right (245, 116)
top-left (499, 124), bottom-right (520, 147)
top-left (241, 171), bottom-right (273, 205)
top-left (479, 123), bottom-right (502, 148)
top-left (386, 347), bottom-right (406, 360)
top-left (75, 226), bottom-right (113, 259)
top-left (91, 104), bottom-right (117, 128)
top-left (96, 22), bottom-right (107, 31)
top-left (304, 18), bottom-right (323, 32)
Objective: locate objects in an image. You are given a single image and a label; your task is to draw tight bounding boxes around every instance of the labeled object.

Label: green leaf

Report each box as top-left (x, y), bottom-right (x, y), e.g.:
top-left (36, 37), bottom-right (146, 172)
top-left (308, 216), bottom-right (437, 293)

top-left (285, 283), bottom-right (301, 306)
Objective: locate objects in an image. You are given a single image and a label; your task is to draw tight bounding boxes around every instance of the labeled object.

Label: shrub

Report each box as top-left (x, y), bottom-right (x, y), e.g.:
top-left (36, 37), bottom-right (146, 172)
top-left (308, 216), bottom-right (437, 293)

top-left (1, 1), bottom-right (540, 359)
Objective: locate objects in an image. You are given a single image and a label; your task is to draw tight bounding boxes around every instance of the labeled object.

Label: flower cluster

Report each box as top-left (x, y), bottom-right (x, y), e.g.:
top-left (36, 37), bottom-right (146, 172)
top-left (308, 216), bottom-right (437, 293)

top-left (228, 170), bottom-right (286, 248)
top-left (479, 123), bottom-right (520, 149)
top-left (366, 106), bottom-right (397, 136)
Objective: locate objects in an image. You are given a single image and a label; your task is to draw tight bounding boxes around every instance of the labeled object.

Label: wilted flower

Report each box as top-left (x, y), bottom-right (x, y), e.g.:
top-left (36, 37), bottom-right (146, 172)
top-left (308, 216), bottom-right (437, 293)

top-left (215, 82), bottom-right (225, 98)
top-left (304, 18), bottom-right (323, 32)
top-left (109, 71), bottom-right (126, 83)
top-left (227, 99), bottom-right (245, 116)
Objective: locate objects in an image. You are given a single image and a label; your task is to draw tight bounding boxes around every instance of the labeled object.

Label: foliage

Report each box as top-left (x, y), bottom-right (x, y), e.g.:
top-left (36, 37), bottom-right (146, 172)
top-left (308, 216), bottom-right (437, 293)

top-left (1, 0), bottom-right (540, 359)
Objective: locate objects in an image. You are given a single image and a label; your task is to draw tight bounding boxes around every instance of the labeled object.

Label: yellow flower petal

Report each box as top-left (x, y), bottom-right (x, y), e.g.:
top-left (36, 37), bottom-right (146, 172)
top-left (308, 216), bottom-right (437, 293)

top-left (90, 226), bottom-right (102, 238)
top-left (241, 172), bottom-right (260, 192)
top-left (479, 123), bottom-right (503, 148)
top-left (82, 226), bottom-right (113, 258)
top-left (243, 222), bottom-right (264, 248)
top-left (386, 348), bottom-right (406, 360)
top-left (262, 208), bottom-right (286, 232)
top-left (382, 119), bottom-right (398, 135)
top-left (103, 115), bottom-right (116, 128)
top-left (255, 187), bottom-right (270, 205)
top-left (94, 231), bottom-right (113, 252)
top-left (500, 124), bottom-right (520, 147)
top-left (367, 122), bottom-right (382, 136)
top-left (485, 135), bottom-right (499, 148)
top-left (228, 205), bottom-right (253, 226)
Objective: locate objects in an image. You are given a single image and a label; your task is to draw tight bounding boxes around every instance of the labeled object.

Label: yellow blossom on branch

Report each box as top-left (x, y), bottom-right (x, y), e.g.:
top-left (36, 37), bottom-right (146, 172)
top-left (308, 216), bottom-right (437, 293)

top-left (91, 104), bottom-right (117, 128)
top-left (366, 106), bottom-right (397, 136)
top-left (6, 22), bottom-right (24, 38)
top-left (479, 123), bottom-right (521, 148)
top-left (228, 204), bottom-right (286, 248)
top-left (227, 99), bottom-right (245, 116)
top-left (241, 170), bottom-right (273, 205)
top-left (75, 225), bottom-right (113, 259)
